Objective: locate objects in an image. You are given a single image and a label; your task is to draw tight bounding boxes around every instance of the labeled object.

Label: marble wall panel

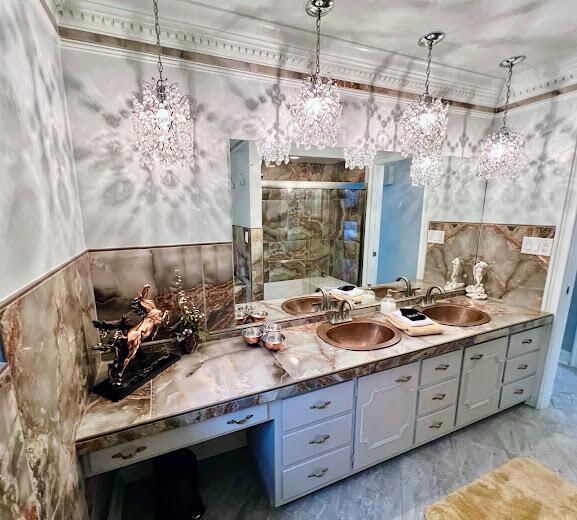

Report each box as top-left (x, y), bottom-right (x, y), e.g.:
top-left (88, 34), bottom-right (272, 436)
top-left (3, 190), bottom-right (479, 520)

top-left (478, 224), bottom-right (556, 309)
top-left (232, 225), bottom-right (251, 284)
top-left (424, 221), bottom-right (556, 309)
top-left (250, 228), bottom-right (264, 302)
top-left (261, 161), bottom-right (364, 182)
top-left (424, 222), bottom-right (481, 287)
top-left (0, 254), bottom-right (97, 519)
top-left (0, 367), bottom-right (41, 520)
top-left (201, 243), bottom-right (235, 331)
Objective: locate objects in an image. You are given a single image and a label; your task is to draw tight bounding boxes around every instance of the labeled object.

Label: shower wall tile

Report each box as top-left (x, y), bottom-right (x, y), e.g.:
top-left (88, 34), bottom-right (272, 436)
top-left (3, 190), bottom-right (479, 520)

top-left (0, 254), bottom-right (97, 519)
top-left (0, 367), bottom-right (41, 520)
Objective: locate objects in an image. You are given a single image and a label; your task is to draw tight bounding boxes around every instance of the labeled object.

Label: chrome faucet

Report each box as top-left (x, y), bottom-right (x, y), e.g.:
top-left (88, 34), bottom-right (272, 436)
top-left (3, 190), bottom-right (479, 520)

top-left (315, 288), bottom-right (333, 312)
top-left (329, 299), bottom-right (355, 325)
top-left (422, 285), bottom-right (445, 306)
top-left (396, 276), bottom-right (416, 297)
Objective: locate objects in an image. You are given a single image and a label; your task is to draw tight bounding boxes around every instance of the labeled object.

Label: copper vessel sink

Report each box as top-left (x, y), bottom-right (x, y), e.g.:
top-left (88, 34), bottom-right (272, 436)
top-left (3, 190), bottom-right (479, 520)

top-left (317, 319), bottom-right (402, 351)
top-left (421, 304), bottom-right (491, 327)
top-left (281, 296), bottom-right (324, 316)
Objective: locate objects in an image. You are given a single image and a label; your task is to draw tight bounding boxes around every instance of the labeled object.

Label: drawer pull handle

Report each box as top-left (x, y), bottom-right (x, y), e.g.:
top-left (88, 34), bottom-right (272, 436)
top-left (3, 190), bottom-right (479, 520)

top-left (522, 339), bottom-right (533, 344)
top-left (518, 364), bottom-right (529, 370)
top-left (112, 446), bottom-right (146, 460)
top-left (308, 468), bottom-right (329, 478)
top-left (470, 354), bottom-right (484, 360)
top-left (432, 393), bottom-right (447, 401)
top-left (435, 364), bottom-right (450, 371)
top-left (310, 401), bottom-right (332, 410)
top-left (513, 389), bottom-right (525, 395)
top-left (226, 414), bottom-right (254, 425)
top-left (309, 434), bottom-right (330, 445)
top-left (429, 422), bottom-right (444, 429)
top-left (396, 376), bottom-right (412, 383)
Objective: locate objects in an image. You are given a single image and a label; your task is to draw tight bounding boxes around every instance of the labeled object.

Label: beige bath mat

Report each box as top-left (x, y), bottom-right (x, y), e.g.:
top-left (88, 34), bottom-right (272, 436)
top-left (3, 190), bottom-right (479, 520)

top-left (425, 457), bottom-right (577, 520)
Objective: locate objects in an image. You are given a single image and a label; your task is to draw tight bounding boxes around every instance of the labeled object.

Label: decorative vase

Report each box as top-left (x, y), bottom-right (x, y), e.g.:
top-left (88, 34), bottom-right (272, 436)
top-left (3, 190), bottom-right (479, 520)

top-left (181, 334), bottom-right (198, 354)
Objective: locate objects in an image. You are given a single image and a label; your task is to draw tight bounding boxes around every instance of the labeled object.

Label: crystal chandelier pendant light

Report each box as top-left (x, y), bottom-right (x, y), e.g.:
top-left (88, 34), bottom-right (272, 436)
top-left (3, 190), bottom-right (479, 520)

top-left (131, 0), bottom-right (194, 171)
top-left (344, 143), bottom-right (376, 170)
top-left (476, 56), bottom-right (527, 180)
top-left (399, 31), bottom-right (448, 186)
top-left (410, 154), bottom-right (443, 187)
top-left (256, 139), bottom-right (290, 167)
top-left (290, 0), bottom-right (342, 150)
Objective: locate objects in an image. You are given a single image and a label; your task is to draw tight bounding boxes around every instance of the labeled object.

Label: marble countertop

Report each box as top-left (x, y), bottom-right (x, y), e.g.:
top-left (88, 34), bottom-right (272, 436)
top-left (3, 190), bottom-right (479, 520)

top-left (76, 296), bottom-right (553, 455)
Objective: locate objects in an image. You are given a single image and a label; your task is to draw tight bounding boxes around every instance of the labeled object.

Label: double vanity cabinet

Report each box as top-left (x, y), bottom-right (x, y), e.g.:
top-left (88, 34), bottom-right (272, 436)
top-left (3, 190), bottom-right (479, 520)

top-left (252, 323), bottom-right (548, 505)
top-left (79, 312), bottom-right (551, 508)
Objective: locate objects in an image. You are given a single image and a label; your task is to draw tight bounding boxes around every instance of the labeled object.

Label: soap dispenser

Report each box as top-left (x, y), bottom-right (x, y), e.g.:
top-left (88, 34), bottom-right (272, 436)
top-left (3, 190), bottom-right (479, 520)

top-left (361, 284), bottom-right (376, 304)
top-left (380, 290), bottom-right (396, 315)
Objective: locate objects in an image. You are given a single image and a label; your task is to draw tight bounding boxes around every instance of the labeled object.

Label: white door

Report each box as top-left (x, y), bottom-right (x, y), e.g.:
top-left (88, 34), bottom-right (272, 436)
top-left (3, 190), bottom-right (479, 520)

top-left (353, 362), bottom-right (419, 470)
top-left (456, 338), bottom-right (507, 427)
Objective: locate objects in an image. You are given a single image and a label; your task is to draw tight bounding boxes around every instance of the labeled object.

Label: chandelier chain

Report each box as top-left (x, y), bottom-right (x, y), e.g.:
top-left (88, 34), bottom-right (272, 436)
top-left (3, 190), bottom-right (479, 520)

top-left (424, 43), bottom-right (432, 96)
top-left (153, 0), bottom-right (164, 79)
top-left (315, 8), bottom-right (321, 77)
top-left (503, 64), bottom-right (513, 128)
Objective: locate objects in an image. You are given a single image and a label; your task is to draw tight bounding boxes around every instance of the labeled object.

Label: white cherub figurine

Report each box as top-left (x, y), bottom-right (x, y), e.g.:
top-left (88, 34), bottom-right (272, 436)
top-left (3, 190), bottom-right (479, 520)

top-left (444, 257), bottom-right (465, 291)
top-left (466, 260), bottom-right (488, 300)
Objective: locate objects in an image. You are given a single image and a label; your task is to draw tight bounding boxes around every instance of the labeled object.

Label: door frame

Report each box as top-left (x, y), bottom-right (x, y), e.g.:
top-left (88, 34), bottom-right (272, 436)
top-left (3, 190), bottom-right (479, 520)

top-left (537, 136), bottom-right (577, 408)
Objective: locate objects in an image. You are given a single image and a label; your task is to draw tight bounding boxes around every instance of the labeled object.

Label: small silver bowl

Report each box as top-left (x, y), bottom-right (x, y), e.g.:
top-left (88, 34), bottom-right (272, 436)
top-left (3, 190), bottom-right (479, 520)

top-left (262, 332), bottom-right (285, 352)
top-left (241, 326), bottom-right (264, 346)
top-left (264, 321), bottom-right (283, 333)
top-left (235, 311), bottom-right (248, 326)
top-left (249, 310), bottom-right (268, 323)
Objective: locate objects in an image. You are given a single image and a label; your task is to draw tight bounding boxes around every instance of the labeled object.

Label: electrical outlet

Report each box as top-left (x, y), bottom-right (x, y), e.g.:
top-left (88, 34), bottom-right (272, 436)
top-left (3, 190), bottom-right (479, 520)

top-left (427, 230), bottom-right (445, 244)
top-left (521, 237), bottom-right (553, 257)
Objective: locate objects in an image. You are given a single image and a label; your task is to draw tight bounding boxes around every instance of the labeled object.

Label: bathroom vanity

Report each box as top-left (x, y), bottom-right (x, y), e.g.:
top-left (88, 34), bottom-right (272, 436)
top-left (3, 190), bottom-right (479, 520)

top-left (76, 297), bottom-right (552, 507)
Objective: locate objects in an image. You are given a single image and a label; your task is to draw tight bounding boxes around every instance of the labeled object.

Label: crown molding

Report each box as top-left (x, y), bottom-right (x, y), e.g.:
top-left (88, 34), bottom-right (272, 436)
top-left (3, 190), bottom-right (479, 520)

top-left (55, 0), bottom-right (505, 107)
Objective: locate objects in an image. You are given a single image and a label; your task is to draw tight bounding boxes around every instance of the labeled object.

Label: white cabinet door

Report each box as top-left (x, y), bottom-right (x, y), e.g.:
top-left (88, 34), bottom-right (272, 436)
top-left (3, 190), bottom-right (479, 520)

top-left (353, 362), bottom-right (419, 470)
top-left (456, 338), bottom-right (507, 427)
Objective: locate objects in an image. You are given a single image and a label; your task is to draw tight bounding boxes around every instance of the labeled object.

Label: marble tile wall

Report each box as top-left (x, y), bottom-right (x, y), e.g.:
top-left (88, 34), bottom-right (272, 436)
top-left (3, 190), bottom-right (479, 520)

top-left (90, 243), bottom-right (235, 332)
top-left (262, 187), bottom-right (365, 286)
top-left (0, 254), bottom-right (98, 519)
top-left (424, 221), bottom-right (556, 309)
top-left (262, 161), bottom-right (365, 182)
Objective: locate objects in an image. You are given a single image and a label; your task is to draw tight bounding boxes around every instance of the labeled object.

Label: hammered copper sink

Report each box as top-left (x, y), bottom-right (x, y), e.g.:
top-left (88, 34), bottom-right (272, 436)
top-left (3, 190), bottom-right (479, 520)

top-left (281, 296), bottom-right (324, 315)
top-left (421, 303), bottom-right (491, 327)
top-left (317, 319), bottom-right (402, 351)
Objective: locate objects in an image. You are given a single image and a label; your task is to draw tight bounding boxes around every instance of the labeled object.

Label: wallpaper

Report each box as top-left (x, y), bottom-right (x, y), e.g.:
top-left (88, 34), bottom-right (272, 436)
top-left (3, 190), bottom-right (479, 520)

top-left (0, 0), bottom-right (85, 303)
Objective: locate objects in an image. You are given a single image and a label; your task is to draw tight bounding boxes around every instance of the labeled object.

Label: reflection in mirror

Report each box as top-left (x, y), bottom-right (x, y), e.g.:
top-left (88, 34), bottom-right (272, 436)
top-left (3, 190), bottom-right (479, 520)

top-left (229, 140), bottom-right (488, 324)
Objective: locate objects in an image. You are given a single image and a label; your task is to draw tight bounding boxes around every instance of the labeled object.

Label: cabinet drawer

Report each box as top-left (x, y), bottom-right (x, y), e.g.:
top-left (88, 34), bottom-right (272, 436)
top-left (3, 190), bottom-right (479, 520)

top-left (282, 446), bottom-right (351, 500)
top-left (500, 376), bottom-right (536, 409)
top-left (86, 404), bottom-right (268, 476)
top-left (282, 414), bottom-right (353, 467)
top-left (282, 381), bottom-right (354, 431)
top-left (418, 378), bottom-right (459, 417)
top-left (503, 351), bottom-right (539, 384)
top-left (415, 406), bottom-right (456, 444)
top-left (420, 350), bottom-right (463, 387)
top-left (508, 327), bottom-right (545, 358)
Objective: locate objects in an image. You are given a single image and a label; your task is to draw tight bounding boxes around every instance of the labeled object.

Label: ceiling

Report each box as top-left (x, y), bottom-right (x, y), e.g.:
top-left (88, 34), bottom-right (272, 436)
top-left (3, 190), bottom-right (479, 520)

top-left (87, 0), bottom-right (577, 76)
top-left (58, 0), bottom-right (577, 104)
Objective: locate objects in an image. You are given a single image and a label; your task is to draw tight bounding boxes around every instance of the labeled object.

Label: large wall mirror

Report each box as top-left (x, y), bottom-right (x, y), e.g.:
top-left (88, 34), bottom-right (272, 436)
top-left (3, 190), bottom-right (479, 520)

top-left (228, 140), bottom-right (487, 324)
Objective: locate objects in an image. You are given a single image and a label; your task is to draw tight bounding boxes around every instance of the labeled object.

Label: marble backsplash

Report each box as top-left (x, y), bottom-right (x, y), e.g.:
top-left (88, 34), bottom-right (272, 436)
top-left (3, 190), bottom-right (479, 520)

top-left (90, 242), bottom-right (236, 332)
top-left (0, 253), bottom-right (98, 519)
top-left (424, 221), bottom-right (555, 309)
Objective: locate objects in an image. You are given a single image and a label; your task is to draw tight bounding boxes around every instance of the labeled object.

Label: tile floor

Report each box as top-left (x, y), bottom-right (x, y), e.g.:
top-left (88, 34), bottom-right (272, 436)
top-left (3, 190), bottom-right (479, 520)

top-left (123, 364), bottom-right (577, 520)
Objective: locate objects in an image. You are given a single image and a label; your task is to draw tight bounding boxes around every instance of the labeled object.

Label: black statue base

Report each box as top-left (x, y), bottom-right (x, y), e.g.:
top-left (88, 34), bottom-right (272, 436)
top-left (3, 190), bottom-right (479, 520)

top-left (93, 351), bottom-right (180, 402)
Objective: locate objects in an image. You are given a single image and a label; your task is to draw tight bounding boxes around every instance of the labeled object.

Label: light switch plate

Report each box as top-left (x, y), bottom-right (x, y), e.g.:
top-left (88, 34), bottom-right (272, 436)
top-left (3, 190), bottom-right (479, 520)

top-left (427, 230), bottom-right (445, 245)
top-left (244, 230), bottom-right (249, 244)
top-left (521, 237), bottom-right (553, 256)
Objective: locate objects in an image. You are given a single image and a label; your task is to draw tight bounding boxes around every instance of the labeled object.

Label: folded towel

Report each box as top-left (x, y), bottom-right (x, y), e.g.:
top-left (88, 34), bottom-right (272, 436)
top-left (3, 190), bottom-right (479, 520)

top-left (391, 309), bottom-right (435, 328)
top-left (330, 287), bottom-right (363, 303)
top-left (386, 314), bottom-right (444, 336)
